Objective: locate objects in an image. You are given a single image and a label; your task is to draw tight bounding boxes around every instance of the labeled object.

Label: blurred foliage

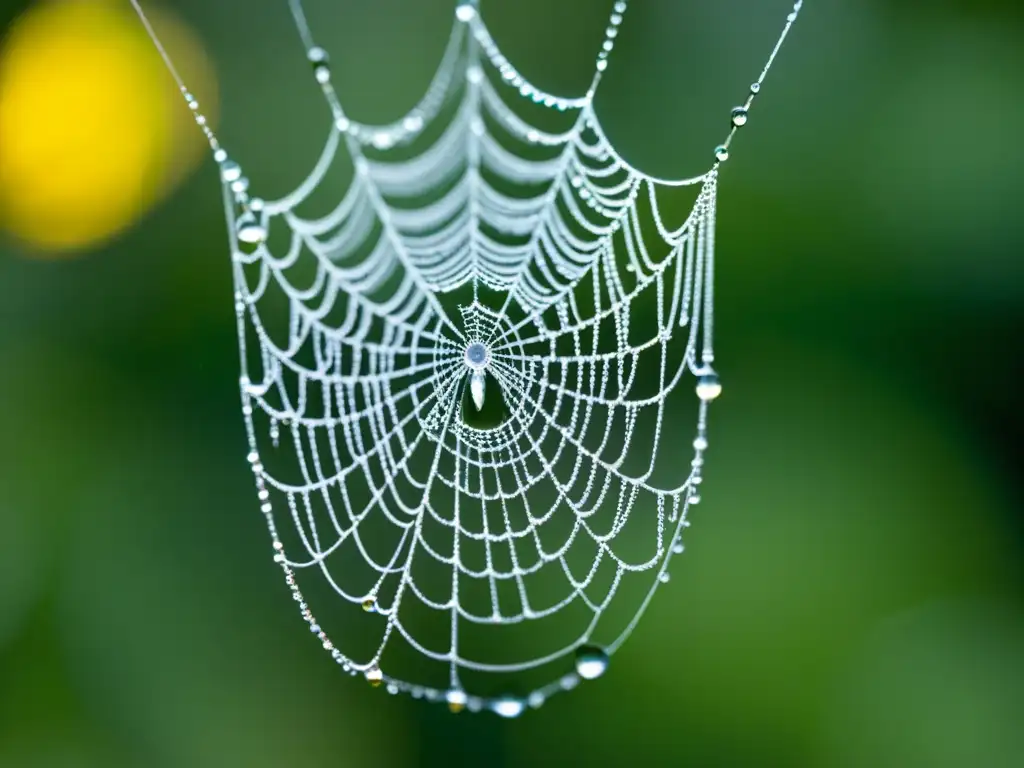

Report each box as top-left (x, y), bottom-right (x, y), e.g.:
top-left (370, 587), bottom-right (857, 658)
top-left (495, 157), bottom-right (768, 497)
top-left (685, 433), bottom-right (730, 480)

top-left (0, 0), bottom-right (1022, 766)
top-left (0, 0), bottom-right (214, 253)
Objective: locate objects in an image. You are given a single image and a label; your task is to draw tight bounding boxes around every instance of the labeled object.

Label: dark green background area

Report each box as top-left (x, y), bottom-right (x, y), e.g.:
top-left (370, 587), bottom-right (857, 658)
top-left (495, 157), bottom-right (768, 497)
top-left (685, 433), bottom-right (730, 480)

top-left (1, 1), bottom-right (1023, 766)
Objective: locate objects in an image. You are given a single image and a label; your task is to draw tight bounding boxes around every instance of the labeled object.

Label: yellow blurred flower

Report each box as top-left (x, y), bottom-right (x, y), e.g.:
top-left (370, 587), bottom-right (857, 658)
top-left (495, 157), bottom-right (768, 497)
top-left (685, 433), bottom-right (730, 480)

top-left (0, 0), bottom-right (216, 254)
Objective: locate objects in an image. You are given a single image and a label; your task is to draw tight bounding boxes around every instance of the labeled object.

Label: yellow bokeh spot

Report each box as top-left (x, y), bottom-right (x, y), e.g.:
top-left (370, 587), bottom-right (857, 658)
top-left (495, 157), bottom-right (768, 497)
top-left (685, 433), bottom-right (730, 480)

top-left (0, 0), bottom-right (216, 254)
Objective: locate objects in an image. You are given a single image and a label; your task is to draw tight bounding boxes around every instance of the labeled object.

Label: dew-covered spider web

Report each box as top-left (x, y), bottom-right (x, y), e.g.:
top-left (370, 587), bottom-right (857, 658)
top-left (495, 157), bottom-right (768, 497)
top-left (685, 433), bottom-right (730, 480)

top-left (131, 0), bottom-right (803, 716)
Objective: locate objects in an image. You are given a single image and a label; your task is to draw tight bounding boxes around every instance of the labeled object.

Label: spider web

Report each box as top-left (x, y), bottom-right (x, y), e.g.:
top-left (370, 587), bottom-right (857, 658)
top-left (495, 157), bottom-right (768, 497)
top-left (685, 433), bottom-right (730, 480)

top-left (133, 0), bottom-right (803, 715)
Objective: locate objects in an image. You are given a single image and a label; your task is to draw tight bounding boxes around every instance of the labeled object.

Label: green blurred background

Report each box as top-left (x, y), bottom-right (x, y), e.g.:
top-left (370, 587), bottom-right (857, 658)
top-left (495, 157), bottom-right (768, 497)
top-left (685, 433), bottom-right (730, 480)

top-left (1, 0), bottom-right (1022, 766)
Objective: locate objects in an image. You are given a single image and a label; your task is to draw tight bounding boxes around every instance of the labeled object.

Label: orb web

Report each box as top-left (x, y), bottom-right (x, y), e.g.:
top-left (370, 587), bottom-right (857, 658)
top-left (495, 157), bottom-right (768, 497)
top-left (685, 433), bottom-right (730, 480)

top-left (130, 0), bottom-right (804, 714)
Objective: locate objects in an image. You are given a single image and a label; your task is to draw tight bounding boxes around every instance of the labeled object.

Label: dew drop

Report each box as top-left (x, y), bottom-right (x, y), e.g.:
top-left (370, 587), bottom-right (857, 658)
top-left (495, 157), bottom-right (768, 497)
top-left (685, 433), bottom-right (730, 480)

top-left (235, 212), bottom-right (267, 245)
top-left (220, 161), bottom-right (242, 183)
top-left (461, 369), bottom-right (508, 430)
top-left (528, 691), bottom-right (546, 709)
top-left (574, 645), bottom-right (609, 680)
top-left (750, 82), bottom-right (761, 94)
top-left (365, 666), bottom-right (383, 686)
top-left (730, 107), bottom-right (748, 128)
top-left (714, 145), bottom-right (729, 162)
top-left (673, 541), bottom-right (685, 554)
top-left (659, 572), bottom-right (671, 584)
top-left (361, 596), bottom-right (376, 612)
top-left (469, 371), bottom-right (486, 411)
top-left (696, 372), bottom-right (722, 401)
top-left (446, 688), bottom-right (467, 713)
top-left (693, 435), bottom-right (708, 450)
top-left (308, 47), bottom-right (330, 83)
top-left (402, 115), bottom-right (423, 132)
top-left (455, 2), bottom-right (476, 22)
top-left (492, 696), bottom-right (525, 718)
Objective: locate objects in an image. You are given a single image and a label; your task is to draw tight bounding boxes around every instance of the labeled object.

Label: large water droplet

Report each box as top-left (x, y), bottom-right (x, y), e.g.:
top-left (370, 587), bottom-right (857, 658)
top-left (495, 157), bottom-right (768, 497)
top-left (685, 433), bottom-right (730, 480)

top-left (235, 211), bottom-right (266, 246)
top-left (695, 372), bottom-right (722, 401)
top-left (715, 145), bottom-right (729, 162)
top-left (730, 107), bottom-right (748, 128)
top-left (574, 645), bottom-right (609, 680)
top-left (365, 666), bottom-right (383, 686)
top-left (446, 688), bottom-right (467, 713)
top-left (492, 696), bottom-right (525, 718)
top-left (455, 2), bottom-right (476, 22)
top-left (469, 371), bottom-right (485, 411)
top-left (461, 370), bottom-right (508, 430)
top-left (220, 161), bottom-right (242, 183)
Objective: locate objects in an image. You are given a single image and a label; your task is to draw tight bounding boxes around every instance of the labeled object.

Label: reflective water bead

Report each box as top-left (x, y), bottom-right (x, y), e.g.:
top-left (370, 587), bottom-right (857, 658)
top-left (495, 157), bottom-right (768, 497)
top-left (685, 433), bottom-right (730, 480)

top-left (213, 148), bottom-right (228, 163)
top-left (455, 2), bottom-right (476, 22)
top-left (673, 541), bottom-right (685, 554)
top-left (220, 161), bottom-right (241, 182)
top-left (335, 116), bottom-right (350, 133)
top-left (693, 435), bottom-right (708, 450)
top-left (467, 65), bottom-right (483, 84)
top-left (492, 696), bottom-right (525, 718)
top-left (528, 691), bottom-right (546, 709)
top-left (574, 645), bottom-right (609, 680)
top-left (659, 572), bottom-right (671, 584)
top-left (365, 666), bottom-right (383, 686)
top-left (235, 212), bottom-right (266, 245)
top-left (715, 145), bottom-right (729, 162)
top-left (402, 115), bottom-right (423, 132)
top-left (596, 59), bottom-right (608, 72)
top-left (469, 371), bottom-right (486, 411)
top-left (560, 673), bottom-right (580, 690)
top-left (750, 82), bottom-right (761, 94)
top-left (446, 688), bottom-right (467, 713)
top-left (308, 47), bottom-right (330, 83)
top-left (731, 107), bottom-right (748, 127)
top-left (362, 596), bottom-right (376, 612)
top-left (696, 372), bottom-right (722, 401)
top-left (614, 1), bottom-right (627, 12)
